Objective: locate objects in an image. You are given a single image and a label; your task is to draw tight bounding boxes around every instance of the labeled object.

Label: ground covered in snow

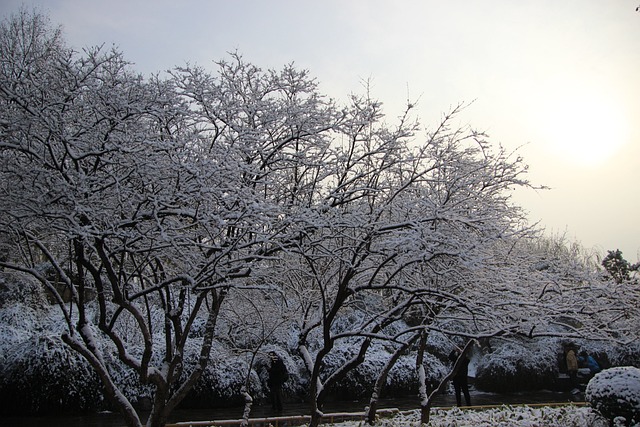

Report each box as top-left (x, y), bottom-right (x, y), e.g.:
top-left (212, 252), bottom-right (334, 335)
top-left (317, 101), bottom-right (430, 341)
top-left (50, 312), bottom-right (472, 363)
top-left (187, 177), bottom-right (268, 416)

top-left (320, 405), bottom-right (612, 427)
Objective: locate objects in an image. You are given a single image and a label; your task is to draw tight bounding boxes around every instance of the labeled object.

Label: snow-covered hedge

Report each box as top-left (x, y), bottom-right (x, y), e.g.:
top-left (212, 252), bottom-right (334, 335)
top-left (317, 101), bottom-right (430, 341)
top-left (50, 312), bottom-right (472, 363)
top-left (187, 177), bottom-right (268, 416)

top-left (1, 271), bottom-right (637, 416)
top-left (610, 343), bottom-right (640, 368)
top-left (0, 272), bottom-right (48, 310)
top-left (319, 340), bottom-right (387, 399)
top-left (474, 338), bottom-right (559, 392)
top-left (185, 352), bottom-right (255, 407)
top-left (0, 273), bottom-right (105, 414)
top-left (316, 328), bottom-right (451, 401)
top-left (0, 334), bottom-right (103, 414)
top-left (586, 366), bottom-right (640, 426)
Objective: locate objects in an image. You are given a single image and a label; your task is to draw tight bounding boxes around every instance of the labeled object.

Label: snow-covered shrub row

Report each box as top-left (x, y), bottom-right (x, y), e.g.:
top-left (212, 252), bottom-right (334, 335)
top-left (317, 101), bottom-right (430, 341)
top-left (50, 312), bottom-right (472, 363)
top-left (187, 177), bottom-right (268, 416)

top-left (257, 346), bottom-right (309, 401)
top-left (0, 287), bottom-right (104, 414)
top-left (314, 330), bottom-right (451, 400)
top-left (0, 278), bottom-right (310, 414)
top-left (5, 265), bottom-right (637, 416)
top-left (586, 366), bottom-right (640, 426)
top-left (474, 337), bottom-right (560, 392)
top-left (0, 334), bottom-right (104, 413)
top-left (0, 272), bottom-right (48, 310)
top-left (0, 303), bottom-right (42, 364)
top-left (321, 341), bottom-right (388, 399)
top-left (0, 273), bottom-right (50, 368)
top-left (473, 336), bottom-right (639, 397)
top-left (183, 343), bottom-right (257, 408)
top-left (609, 342), bottom-right (640, 368)
top-left (319, 340), bottom-right (374, 399)
top-left (323, 405), bottom-right (608, 427)
top-left (385, 354), bottom-right (422, 396)
top-left (425, 331), bottom-right (455, 361)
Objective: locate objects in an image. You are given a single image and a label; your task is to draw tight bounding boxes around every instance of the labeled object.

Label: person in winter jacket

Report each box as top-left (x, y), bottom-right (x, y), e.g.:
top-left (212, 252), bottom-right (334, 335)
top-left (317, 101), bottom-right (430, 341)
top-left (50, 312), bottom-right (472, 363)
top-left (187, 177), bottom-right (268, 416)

top-left (579, 351), bottom-right (601, 375)
top-left (448, 349), bottom-right (471, 406)
top-left (267, 351), bottom-right (288, 413)
top-left (565, 346), bottom-right (579, 389)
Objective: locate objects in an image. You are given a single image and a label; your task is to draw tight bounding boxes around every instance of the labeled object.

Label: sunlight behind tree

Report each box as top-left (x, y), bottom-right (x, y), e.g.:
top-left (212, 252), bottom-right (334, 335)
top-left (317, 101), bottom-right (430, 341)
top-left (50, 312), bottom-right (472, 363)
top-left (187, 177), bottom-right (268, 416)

top-left (537, 91), bottom-right (629, 168)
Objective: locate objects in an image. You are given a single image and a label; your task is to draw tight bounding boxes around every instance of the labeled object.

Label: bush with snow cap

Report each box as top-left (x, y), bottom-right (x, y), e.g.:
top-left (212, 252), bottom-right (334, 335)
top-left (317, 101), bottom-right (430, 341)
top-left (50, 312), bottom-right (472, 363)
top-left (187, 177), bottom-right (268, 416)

top-left (585, 366), bottom-right (640, 426)
top-left (0, 334), bottom-right (103, 414)
top-left (474, 338), bottom-right (559, 392)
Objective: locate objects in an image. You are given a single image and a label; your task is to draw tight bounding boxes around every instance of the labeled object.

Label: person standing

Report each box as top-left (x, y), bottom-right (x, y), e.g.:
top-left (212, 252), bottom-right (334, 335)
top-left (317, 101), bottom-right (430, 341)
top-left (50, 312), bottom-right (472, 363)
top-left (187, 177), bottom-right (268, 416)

top-left (566, 346), bottom-right (579, 391)
top-left (448, 349), bottom-right (471, 406)
top-left (267, 351), bottom-right (288, 413)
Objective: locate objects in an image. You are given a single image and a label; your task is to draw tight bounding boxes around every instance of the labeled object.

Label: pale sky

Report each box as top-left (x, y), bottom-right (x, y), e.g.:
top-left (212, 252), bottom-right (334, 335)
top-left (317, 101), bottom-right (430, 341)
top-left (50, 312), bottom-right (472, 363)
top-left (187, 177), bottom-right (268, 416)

top-left (3, 0), bottom-right (639, 262)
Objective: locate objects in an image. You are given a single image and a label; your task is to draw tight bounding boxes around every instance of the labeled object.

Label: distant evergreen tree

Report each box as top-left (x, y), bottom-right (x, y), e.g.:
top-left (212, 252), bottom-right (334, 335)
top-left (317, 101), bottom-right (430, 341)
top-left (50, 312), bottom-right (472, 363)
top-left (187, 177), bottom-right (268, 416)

top-left (602, 249), bottom-right (639, 284)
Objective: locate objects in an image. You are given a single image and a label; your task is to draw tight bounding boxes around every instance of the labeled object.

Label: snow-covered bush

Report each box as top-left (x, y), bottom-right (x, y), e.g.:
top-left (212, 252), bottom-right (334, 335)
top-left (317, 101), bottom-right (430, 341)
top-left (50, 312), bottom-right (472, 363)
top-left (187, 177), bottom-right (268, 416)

top-left (0, 272), bottom-right (48, 310)
top-left (104, 350), bottom-right (154, 408)
top-left (0, 303), bottom-right (42, 366)
top-left (425, 331), bottom-right (454, 361)
top-left (180, 341), bottom-right (305, 409)
top-left (387, 354), bottom-right (422, 396)
top-left (318, 339), bottom-right (449, 400)
top-left (586, 366), bottom-right (640, 426)
top-left (319, 339), bottom-right (382, 399)
top-left (187, 359), bottom-right (251, 407)
top-left (474, 338), bottom-right (559, 392)
top-left (573, 340), bottom-right (614, 371)
top-left (255, 346), bottom-right (307, 401)
top-left (609, 342), bottom-right (640, 368)
top-left (418, 351), bottom-right (450, 393)
top-left (0, 334), bottom-right (103, 414)
top-left (0, 273), bottom-right (49, 366)
top-left (0, 275), bottom-right (104, 414)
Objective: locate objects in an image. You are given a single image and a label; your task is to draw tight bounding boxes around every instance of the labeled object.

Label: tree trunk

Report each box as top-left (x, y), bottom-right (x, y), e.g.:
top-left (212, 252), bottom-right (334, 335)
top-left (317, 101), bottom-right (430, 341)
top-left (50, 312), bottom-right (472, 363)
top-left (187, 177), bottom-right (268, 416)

top-left (415, 331), bottom-right (430, 425)
top-left (240, 387), bottom-right (253, 427)
top-left (308, 379), bottom-right (323, 427)
top-left (421, 340), bottom-right (475, 425)
top-left (309, 407), bottom-right (324, 427)
top-left (239, 350), bottom-right (261, 427)
top-left (146, 383), bottom-right (171, 427)
top-left (298, 341), bottom-right (325, 427)
top-left (366, 333), bottom-right (420, 424)
top-left (62, 333), bottom-right (144, 427)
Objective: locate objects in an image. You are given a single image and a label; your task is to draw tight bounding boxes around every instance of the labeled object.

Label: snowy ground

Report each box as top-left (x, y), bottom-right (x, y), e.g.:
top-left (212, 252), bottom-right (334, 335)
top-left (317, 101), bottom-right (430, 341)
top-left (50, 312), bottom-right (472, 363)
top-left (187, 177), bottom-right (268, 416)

top-left (317, 405), bottom-right (612, 427)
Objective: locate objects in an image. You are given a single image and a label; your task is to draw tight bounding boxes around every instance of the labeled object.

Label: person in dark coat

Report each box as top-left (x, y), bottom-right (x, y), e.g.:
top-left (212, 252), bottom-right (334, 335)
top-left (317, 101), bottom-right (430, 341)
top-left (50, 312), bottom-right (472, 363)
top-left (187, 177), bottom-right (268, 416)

top-left (448, 349), bottom-right (471, 406)
top-left (267, 351), bottom-right (288, 413)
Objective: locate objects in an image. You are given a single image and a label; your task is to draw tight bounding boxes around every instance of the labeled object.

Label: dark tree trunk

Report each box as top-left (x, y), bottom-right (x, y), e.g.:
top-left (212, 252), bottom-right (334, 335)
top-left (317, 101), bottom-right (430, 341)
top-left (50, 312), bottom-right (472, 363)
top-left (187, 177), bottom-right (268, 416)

top-left (421, 340), bottom-right (475, 425)
top-left (366, 332), bottom-right (420, 424)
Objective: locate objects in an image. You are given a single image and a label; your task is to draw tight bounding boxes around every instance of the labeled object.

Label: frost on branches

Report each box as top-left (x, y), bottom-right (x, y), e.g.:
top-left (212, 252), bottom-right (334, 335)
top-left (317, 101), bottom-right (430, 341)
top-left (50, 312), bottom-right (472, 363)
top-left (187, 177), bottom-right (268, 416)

top-left (1, 9), bottom-right (639, 427)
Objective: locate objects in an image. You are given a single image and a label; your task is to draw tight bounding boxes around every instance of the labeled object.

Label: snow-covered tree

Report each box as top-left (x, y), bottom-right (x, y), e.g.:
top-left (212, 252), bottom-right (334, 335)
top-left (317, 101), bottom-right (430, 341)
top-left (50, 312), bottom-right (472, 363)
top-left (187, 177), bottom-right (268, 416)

top-left (279, 104), bottom-right (640, 426)
top-left (271, 100), bottom-right (540, 426)
top-left (0, 10), bottom-right (338, 427)
top-left (0, 9), bottom-right (207, 426)
top-left (2, 9), bottom-right (639, 427)
top-left (602, 249), bottom-right (639, 284)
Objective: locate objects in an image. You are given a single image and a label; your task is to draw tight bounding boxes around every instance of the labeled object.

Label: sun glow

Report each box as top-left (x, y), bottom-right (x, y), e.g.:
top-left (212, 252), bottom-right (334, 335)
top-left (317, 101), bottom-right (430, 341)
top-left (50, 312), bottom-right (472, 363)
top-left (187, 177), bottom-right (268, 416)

top-left (539, 93), bottom-right (629, 168)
